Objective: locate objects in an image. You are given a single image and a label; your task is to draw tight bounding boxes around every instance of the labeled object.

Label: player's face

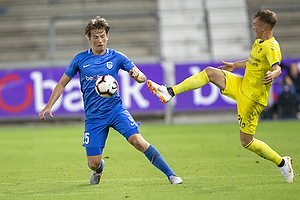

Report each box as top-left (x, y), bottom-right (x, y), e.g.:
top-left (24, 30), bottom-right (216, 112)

top-left (88, 29), bottom-right (109, 55)
top-left (252, 17), bottom-right (264, 39)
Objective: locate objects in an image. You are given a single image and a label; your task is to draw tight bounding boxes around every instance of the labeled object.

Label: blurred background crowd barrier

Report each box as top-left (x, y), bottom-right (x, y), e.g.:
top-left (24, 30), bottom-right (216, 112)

top-left (0, 0), bottom-right (299, 123)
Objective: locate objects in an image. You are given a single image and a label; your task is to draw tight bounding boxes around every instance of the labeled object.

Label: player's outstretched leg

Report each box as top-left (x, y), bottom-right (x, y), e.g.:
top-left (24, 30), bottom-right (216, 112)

top-left (144, 145), bottom-right (182, 184)
top-left (147, 80), bottom-right (173, 103)
top-left (279, 156), bottom-right (295, 183)
top-left (90, 159), bottom-right (105, 185)
top-left (147, 70), bottom-right (210, 103)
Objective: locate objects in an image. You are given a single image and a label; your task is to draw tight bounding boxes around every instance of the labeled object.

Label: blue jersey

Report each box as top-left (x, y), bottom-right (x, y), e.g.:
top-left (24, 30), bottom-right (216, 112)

top-left (65, 48), bottom-right (135, 120)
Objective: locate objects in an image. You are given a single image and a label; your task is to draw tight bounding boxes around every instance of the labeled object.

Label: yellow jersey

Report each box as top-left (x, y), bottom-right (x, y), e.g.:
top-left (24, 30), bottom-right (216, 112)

top-left (241, 37), bottom-right (282, 106)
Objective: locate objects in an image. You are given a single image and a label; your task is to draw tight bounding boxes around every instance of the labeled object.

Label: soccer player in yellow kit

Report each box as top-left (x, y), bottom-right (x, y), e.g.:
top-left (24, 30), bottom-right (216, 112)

top-left (147, 9), bottom-right (295, 182)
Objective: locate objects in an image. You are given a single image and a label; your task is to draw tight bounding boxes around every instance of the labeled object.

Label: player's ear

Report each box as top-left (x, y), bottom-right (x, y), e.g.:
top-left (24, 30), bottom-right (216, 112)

top-left (87, 37), bottom-right (92, 43)
top-left (262, 24), bottom-right (268, 32)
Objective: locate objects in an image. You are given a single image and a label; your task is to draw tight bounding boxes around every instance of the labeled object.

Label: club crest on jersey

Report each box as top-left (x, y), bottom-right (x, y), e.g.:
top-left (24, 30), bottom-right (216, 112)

top-left (258, 48), bottom-right (262, 53)
top-left (106, 62), bottom-right (113, 69)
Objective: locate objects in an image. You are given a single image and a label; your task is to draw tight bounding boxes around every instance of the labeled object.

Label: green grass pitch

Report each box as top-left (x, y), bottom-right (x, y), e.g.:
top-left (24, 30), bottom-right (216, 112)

top-left (0, 120), bottom-right (299, 199)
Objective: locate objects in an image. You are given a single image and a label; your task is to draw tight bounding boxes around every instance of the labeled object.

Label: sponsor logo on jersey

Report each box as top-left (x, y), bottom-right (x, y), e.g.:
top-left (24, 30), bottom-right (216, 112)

top-left (85, 75), bottom-right (101, 81)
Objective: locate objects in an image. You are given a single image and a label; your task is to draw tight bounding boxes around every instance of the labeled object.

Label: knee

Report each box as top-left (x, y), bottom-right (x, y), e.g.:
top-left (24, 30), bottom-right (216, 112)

top-left (204, 67), bottom-right (215, 78)
top-left (131, 137), bottom-right (145, 151)
top-left (241, 137), bottom-right (253, 147)
top-left (88, 157), bottom-right (102, 170)
top-left (128, 134), bottom-right (149, 152)
top-left (89, 162), bottom-right (100, 171)
top-left (240, 132), bottom-right (254, 147)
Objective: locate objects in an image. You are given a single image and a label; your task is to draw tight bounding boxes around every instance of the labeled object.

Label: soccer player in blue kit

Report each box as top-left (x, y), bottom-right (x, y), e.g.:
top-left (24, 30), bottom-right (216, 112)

top-left (39, 16), bottom-right (182, 185)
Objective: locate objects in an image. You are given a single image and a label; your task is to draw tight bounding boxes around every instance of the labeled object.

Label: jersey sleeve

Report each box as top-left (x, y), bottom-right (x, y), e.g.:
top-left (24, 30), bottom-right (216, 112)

top-left (65, 55), bottom-right (80, 78)
top-left (118, 51), bottom-right (135, 72)
top-left (266, 40), bottom-right (282, 67)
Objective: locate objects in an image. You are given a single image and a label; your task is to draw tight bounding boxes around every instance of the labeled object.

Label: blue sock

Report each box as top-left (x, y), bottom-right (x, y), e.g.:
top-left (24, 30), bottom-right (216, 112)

top-left (144, 145), bottom-right (175, 178)
top-left (96, 159), bottom-right (105, 173)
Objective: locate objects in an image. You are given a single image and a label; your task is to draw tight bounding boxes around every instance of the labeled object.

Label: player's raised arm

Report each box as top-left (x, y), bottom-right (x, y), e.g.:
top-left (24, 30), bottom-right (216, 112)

top-left (218, 59), bottom-right (248, 72)
top-left (39, 74), bottom-right (71, 120)
top-left (129, 66), bottom-right (146, 83)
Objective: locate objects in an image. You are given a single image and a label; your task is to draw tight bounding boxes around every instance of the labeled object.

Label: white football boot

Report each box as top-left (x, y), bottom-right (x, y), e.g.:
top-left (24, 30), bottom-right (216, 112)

top-left (90, 159), bottom-right (105, 185)
top-left (147, 80), bottom-right (172, 103)
top-left (279, 156), bottom-right (295, 183)
top-left (169, 175), bottom-right (183, 185)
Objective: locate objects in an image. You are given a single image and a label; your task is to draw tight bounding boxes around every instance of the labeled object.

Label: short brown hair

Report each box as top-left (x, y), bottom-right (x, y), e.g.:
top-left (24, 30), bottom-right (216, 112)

top-left (254, 9), bottom-right (277, 28)
top-left (85, 16), bottom-right (110, 37)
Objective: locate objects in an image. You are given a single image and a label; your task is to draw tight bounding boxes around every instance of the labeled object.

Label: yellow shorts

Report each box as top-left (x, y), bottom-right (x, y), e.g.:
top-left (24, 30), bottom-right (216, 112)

top-left (220, 70), bottom-right (265, 135)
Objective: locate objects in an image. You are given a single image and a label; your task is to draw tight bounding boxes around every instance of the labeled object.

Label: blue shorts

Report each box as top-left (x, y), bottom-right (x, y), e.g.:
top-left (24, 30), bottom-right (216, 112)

top-left (82, 106), bottom-right (140, 156)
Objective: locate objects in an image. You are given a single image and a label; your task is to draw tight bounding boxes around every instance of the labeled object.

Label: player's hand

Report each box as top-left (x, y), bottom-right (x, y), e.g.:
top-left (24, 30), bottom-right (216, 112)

top-left (129, 66), bottom-right (146, 83)
top-left (262, 71), bottom-right (275, 85)
top-left (129, 67), bottom-right (139, 78)
top-left (218, 60), bottom-right (235, 72)
top-left (39, 108), bottom-right (53, 120)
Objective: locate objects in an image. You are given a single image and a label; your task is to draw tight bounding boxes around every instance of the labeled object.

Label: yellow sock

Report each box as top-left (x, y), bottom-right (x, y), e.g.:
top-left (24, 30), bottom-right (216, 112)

top-left (172, 70), bottom-right (209, 95)
top-left (245, 138), bottom-right (282, 165)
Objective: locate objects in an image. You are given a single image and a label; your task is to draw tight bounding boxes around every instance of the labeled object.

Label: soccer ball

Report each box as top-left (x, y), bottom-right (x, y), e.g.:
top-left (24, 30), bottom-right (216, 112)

top-left (95, 75), bottom-right (118, 98)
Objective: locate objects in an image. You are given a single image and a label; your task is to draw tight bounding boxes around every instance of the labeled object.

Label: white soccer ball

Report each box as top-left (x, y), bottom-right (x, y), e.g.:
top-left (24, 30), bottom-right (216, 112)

top-left (95, 75), bottom-right (118, 98)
